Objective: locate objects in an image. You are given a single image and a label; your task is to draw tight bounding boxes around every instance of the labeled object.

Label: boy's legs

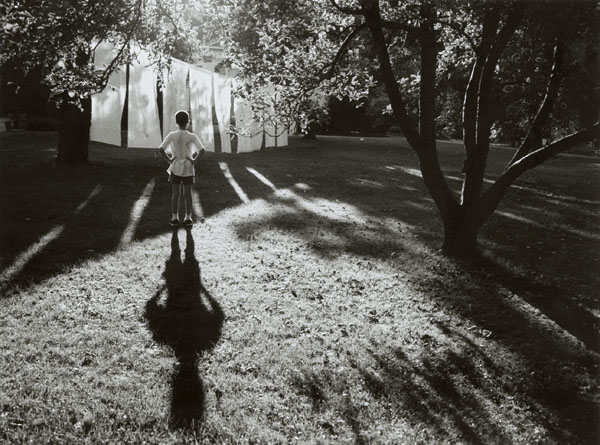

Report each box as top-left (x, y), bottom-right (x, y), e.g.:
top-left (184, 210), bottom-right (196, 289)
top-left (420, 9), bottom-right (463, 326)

top-left (183, 183), bottom-right (193, 220)
top-left (171, 183), bottom-right (181, 219)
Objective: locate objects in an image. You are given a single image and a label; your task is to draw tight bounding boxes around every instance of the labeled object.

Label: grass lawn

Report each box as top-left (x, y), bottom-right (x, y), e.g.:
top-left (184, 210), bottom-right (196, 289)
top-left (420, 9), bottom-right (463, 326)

top-left (0, 131), bottom-right (598, 444)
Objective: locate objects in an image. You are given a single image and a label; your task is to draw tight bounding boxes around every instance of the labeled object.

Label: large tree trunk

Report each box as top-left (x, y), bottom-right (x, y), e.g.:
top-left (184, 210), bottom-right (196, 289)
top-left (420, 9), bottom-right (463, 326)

top-left (57, 93), bottom-right (91, 163)
top-left (441, 210), bottom-right (483, 257)
top-left (441, 123), bottom-right (599, 257)
top-left (359, 0), bottom-right (596, 259)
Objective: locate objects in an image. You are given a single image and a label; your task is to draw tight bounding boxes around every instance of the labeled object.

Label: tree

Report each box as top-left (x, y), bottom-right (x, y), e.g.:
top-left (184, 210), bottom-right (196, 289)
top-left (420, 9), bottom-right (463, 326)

top-left (324, 86), bottom-right (396, 135)
top-left (0, 0), bottom-right (200, 162)
top-left (207, 0), bottom-right (599, 256)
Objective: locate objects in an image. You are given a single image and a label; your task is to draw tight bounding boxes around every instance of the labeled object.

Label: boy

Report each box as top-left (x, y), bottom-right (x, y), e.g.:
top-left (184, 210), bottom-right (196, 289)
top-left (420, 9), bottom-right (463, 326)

top-left (158, 110), bottom-right (206, 227)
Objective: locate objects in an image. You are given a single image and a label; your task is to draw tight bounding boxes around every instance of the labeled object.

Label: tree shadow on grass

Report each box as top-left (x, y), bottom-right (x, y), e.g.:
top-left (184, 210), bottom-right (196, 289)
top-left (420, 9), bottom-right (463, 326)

top-left (406, 265), bottom-right (600, 444)
top-left (471, 254), bottom-right (600, 354)
top-left (2, 133), bottom-right (598, 439)
top-left (231, 179), bottom-right (599, 443)
top-left (223, 138), bottom-right (600, 359)
top-left (144, 228), bottom-right (224, 429)
top-left (291, 312), bottom-right (597, 443)
top-left (364, 320), bottom-right (598, 444)
top-left (0, 159), bottom-right (168, 296)
top-left (231, 186), bottom-right (426, 262)
top-left (360, 342), bottom-right (504, 444)
top-left (227, 160), bottom-right (599, 357)
top-left (0, 135), bottom-right (242, 297)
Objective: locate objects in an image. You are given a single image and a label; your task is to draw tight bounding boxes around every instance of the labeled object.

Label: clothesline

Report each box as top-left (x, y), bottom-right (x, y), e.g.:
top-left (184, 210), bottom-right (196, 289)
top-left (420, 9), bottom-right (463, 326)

top-left (90, 42), bottom-right (289, 152)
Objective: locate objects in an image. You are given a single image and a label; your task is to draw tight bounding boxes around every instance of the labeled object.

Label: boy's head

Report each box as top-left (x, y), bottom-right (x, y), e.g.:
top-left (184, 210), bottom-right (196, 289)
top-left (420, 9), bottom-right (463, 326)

top-left (175, 110), bottom-right (189, 128)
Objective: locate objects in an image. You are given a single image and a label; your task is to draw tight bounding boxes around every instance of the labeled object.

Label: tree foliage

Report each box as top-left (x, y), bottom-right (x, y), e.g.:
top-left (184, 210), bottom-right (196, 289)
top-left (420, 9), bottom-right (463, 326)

top-left (203, 0), bottom-right (376, 132)
top-left (0, 0), bottom-right (200, 106)
top-left (1, 0), bottom-right (206, 162)
top-left (205, 0), bottom-right (599, 255)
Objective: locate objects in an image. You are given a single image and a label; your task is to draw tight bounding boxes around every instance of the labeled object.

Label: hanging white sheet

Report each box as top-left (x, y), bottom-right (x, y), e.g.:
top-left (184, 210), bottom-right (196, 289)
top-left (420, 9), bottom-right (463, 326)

top-left (90, 46), bottom-right (285, 152)
top-left (213, 73), bottom-right (232, 153)
top-left (251, 122), bottom-right (264, 151)
top-left (265, 123), bottom-right (278, 148)
top-left (280, 126), bottom-right (289, 146)
top-left (233, 97), bottom-right (254, 153)
top-left (274, 84), bottom-right (289, 147)
top-left (162, 59), bottom-right (189, 135)
top-left (90, 41), bottom-right (126, 146)
top-left (189, 66), bottom-right (215, 152)
top-left (128, 50), bottom-right (162, 148)
top-left (262, 84), bottom-right (280, 148)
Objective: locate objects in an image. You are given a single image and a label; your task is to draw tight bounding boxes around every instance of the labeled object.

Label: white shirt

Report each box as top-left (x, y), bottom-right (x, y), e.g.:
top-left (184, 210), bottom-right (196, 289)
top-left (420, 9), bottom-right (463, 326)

top-left (159, 130), bottom-right (205, 177)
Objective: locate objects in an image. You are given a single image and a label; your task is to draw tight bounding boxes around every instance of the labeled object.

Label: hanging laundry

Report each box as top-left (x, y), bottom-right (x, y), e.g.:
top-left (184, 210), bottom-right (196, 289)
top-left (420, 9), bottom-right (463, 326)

top-left (162, 59), bottom-right (189, 135)
top-left (265, 123), bottom-right (278, 148)
top-left (263, 85), bottom-right (279, 148)
top-left (233, 96), bottom-right (254, 153)
top-left (213, 72), bottom-right (232, 153)
top-left (128, 48), bottom-right (162, 148)
top-left (189, 66), bottom-right (215, 152)
top-left (90, 44), bottom-right (288, 152)
top-left (280, 126), bottom-right (289, 146)
top-left (251, 121), bottom-right (264, 151)
top-left (90, 41), bottom-right (126, 147)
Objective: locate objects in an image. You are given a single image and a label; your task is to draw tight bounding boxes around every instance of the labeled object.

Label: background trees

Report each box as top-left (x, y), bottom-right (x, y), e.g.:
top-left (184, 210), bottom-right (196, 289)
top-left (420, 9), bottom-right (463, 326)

top-left (2, 0), bottom-right (598, 255)
top-left (0, 0), bottom-right (201, 162)
top-left (207, 0), bottom-right (599, 256)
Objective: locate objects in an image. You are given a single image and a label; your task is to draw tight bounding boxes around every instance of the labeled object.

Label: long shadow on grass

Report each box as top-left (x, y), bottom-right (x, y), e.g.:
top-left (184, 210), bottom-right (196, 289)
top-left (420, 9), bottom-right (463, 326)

top-left (473, 255), bottom-right (600, 354)
top-left (228, 157), bottom-right (599, 355)
top-left (0, 154), bottom-right (165, 294)
top-left (402, 262), bottom-right (599, 444)
top-left (0, 137), bottom-right (243, 297)
top-left (145, 228), bottom-right (224, 429)
top-left (228, 138), bottom-right (599, 348)
top-left (231, 179), bottom-right (599, 443)
top-left (360, 337), bottom-right (506, 444)
top-left (386, 311), bottom-right (596, 443)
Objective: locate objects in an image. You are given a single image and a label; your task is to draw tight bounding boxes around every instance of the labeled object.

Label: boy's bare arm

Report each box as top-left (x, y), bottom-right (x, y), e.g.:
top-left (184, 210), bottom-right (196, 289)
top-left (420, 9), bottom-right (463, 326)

top-left (188, 135), bottom-right (206, 163)
top-left (158, 148), bottom-right (173, 163)
top-left (188, 148), bottom-right (206, 164)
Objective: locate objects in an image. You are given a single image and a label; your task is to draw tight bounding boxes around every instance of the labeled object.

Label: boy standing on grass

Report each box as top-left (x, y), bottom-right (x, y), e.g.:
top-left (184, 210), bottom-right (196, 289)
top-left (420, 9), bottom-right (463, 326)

top-left (158, 110), bottom-right (206, 227)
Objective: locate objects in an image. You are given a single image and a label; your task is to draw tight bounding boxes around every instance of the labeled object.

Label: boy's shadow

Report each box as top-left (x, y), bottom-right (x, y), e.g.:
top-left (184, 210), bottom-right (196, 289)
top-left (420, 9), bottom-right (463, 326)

top-left (145, 228), bottom-right (224, 429)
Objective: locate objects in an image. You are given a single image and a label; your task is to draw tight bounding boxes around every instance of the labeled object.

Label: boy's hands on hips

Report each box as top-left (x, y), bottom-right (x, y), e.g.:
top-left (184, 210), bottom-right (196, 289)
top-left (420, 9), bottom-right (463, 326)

top-left (159, 148), bottom-right (173, 163)
top-left (189, 149), bottom-right (205, 164)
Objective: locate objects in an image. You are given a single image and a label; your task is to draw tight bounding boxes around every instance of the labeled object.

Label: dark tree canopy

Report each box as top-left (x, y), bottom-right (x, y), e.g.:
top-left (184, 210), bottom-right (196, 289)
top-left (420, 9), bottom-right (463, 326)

top-left (1, 0), bottom-right (202, 161)
top-left (1, 0), bottom-right (598, 254)
top-left (203, 0), bottom-right (599, 256)
top-left (1, 0), bottom-right (203, 99)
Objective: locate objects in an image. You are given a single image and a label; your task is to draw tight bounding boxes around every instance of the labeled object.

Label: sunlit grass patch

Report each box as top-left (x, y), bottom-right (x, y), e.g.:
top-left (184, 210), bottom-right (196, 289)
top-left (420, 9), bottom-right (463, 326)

top-left (1, 132), bottom-right (598, 443)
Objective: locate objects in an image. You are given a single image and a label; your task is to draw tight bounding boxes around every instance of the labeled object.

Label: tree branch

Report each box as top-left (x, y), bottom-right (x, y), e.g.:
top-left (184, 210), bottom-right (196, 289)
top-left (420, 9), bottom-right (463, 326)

top-left (462, 8), bottom-right (500, 156)
top-left (362, 1), bottom-right (421, 149)
top-left (380, 19), bottom-right (418, 33)
top-left (476, 4), bottom-right (523, 146)
top-left (328, 0), bottom-right (363, 15)
top-left (362, 1), bottom-right (459, 219)
top-left (94, 0), bottom-right (143, 93)
top-left (418, 2), bottom-right (436, 149)
top-left (433, 19), bottom-right (476, 50)
top-left (462, 3), bottom-right (523, 207)
top-left (508, 41), bottom-right (564, 166)
top-left (318, 22), bottom-right (368, 80)
top-left (157, 0), bottom-right (181, 36)
top-left (415, 3), bottom-right (461, 218)
top-left (475, 122), bottom-right (599, 226)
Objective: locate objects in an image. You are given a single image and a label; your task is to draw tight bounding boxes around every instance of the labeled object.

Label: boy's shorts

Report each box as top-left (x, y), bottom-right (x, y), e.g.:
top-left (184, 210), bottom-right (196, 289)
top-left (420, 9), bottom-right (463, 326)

top-left (169, 174), bottom-right (194, 185)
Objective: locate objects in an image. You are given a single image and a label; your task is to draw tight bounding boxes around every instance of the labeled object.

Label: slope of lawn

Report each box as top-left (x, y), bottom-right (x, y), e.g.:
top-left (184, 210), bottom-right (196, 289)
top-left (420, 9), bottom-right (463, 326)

top-left (0, 131), bottom-right (598, 444)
